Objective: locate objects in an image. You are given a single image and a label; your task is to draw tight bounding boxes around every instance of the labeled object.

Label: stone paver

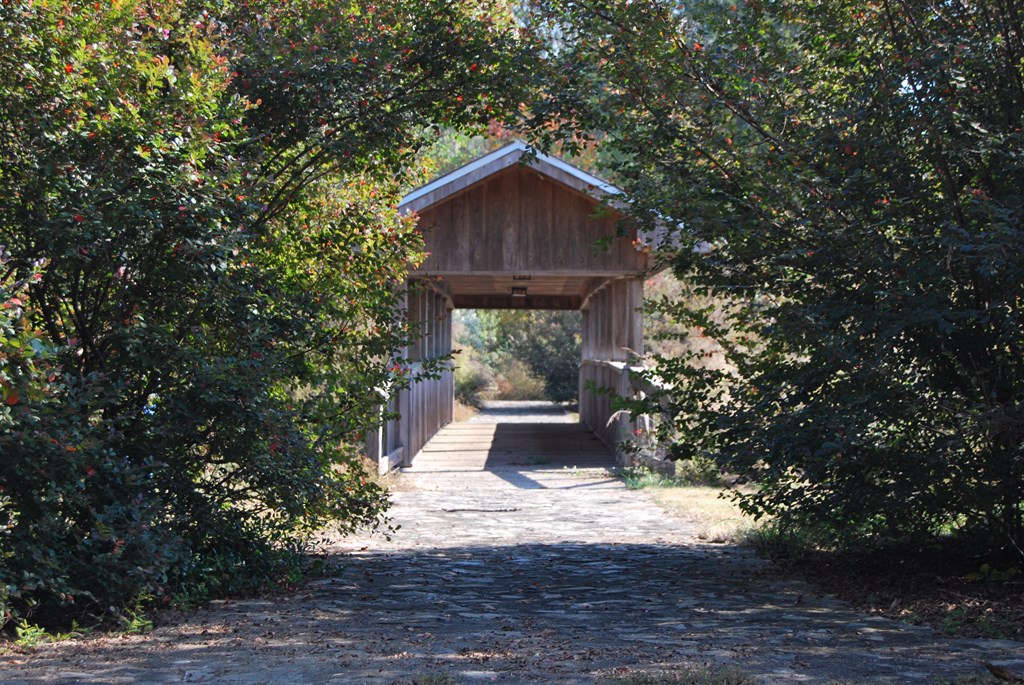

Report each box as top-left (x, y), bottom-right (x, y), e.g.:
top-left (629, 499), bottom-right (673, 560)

top-left (2, 402), bottom-right (1022, 684)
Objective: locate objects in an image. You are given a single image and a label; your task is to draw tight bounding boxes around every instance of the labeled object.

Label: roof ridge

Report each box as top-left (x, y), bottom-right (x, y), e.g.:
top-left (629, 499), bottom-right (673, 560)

top-left (400, 141), bottom-right (622, 213)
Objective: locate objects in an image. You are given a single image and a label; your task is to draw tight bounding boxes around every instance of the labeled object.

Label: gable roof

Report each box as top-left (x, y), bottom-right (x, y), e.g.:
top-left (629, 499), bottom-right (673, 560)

top-left (399, 140), bottom-right (623, 214)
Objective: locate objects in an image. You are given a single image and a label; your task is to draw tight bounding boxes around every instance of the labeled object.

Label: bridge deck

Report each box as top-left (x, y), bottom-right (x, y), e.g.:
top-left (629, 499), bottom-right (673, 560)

top-left (403, 408), bottom-right (614, 473)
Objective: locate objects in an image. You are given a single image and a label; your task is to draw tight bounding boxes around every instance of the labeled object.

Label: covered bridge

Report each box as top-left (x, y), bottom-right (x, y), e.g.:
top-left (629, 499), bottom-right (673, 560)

top-left (368, 141), bottom-right (654, 470)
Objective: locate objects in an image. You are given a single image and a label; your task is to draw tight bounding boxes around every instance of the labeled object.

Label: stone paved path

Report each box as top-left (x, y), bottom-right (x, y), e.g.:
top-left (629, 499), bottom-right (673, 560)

top-left (2, 402), bottom-right (1022, 684)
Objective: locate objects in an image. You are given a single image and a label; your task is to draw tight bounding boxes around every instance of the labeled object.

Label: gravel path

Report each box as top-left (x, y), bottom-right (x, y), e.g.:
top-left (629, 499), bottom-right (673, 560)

top-left (2, 402), bottom-right (1022, 684)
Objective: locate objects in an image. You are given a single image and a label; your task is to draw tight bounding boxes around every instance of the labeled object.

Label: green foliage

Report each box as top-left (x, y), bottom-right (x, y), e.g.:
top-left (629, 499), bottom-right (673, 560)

top-left (12, 621), bottom-right (50, 649)
top-left (118, 600), bottom-right (154, 635)
top-left (0, 0), bottom-right (538, 630)
top-left (529, 0), bottom-right (1024, 554)
top-left (458, 309), bottom-right (582, 403)
top-left (454, 354), bottom-right (493, 408)
top-left (620, 459), bottom-right (723, 489)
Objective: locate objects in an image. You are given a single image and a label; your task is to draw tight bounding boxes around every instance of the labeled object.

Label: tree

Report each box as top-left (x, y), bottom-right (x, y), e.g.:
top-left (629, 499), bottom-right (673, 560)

top-left (479, 310), bottom-right (583, 404)
top-left (528, 0), bottom-right (1024, 554)
top-left (0, 0), bottom-right (538, 628)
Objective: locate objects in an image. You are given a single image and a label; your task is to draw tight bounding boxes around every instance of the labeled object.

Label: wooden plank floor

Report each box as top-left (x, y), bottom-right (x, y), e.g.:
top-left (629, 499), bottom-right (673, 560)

top-left (404, 421), bottom-right (614, 472)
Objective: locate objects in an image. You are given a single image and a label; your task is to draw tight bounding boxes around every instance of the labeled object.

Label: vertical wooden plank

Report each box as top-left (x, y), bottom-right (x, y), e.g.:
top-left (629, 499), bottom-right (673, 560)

top-left (479, 175), bottom-right (495, 270)
top-left (598, 214), bottom-right (616, 271)
top-left (550, 188), bottom-right (567, 270)
top-left (580, 308), bottom-right (591, 360)
top-left (571, 194), bottom-right (587, 271)
top-left (626, 277), bottom-right (644, 358)
top-left (503, 168), bottom-right (521, 272)
top-left (444, 306), bottom-right (453, 424)
top-left (610, 280), bottom-right (625, 360)
top-left (398, 386), bottom-right (410, 466)
top-left (469, 180), bottom-right (486, 270)
top-left (425, 291), bottom-right (432, 360)
top-left (525, 168), bottom-right (550, 271)
top-left (603, 289), bottom-right (612, 360)
top-left (418, 381), bottom-right (425, 458)
top-left (520, 170), bottom-right (533, 271)
top-left (486, 173), bottom-right (500, 272)
top-left (408, 287), bottom-right (421, 362)
top-left (448, 196), bottom-right (467, 274)
top-left (419, 206), bottom-right (440, 271)
top-left (430, 291), bottom-right (438, 359)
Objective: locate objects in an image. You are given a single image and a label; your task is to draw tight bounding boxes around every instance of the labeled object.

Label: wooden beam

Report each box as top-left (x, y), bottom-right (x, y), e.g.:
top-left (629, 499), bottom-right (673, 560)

top-left (579, 276), bottom-right (616, 312)
top-left (452, 294), bottom-right (582, 310)
top-left (418, 276), bottom-right (454, 310)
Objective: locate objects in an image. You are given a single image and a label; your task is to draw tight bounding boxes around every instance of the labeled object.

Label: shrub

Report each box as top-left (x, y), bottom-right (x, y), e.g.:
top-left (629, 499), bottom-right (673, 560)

top-left (493, 359), bottom-right (548, 401)
top-left (534, 0), bottom-right (1024, 555)
top-left (454, 357), bottom-right (493, 407)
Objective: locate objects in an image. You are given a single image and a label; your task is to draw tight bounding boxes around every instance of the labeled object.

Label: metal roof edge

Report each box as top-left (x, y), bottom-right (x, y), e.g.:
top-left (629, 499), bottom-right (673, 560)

top-left (399, 140), bottom-right (624, 213)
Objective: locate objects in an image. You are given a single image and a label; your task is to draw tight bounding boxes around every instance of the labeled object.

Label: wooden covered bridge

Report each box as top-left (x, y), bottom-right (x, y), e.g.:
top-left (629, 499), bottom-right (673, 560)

top-left (367, 142), bottom-right (655, 472)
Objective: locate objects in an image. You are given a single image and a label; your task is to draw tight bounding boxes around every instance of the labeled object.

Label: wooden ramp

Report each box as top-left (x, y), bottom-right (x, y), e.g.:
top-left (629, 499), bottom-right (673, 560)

top-left (404, 422), bottom-right (614, 472)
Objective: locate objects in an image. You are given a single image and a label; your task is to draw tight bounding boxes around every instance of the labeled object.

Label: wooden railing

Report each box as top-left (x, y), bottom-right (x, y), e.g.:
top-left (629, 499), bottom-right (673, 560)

top-left (399, 361), bottom-right (453, 467)
top-left (579, 359), bottom-right (666, 464)
top-left (366, 361), bottom-right (453, 472)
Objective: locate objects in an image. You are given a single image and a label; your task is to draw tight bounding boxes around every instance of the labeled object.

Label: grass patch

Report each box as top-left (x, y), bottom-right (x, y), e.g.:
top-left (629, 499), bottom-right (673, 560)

top-left (620, 460), bottom-right (725, 489)
top-left (618, 465), bottom-right (755, 544)
top-left (453, 399), bottom-right (478, 422)
top-left (650, 486), bottom-right (756, 544)
top-left (621, 466), bottom-right (678, 489)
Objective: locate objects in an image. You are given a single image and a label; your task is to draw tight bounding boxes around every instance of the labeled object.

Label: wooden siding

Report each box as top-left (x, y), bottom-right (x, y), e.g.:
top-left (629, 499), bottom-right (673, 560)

top-left (366, 285), bottom-right (453, 470)
top-left (579, 360), bottom-right (650, 461)
top-left (581, 278), bottom-right (644, 362)
top-left (412, 166), bottom-right (647, 278)
top-left (579, 277), bottom-right (646, 462)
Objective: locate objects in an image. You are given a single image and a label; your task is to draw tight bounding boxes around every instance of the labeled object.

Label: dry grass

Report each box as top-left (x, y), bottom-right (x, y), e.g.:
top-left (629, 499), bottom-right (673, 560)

top-left (649, 486), bottom-right (756, 543)
top-left (453, 400), bottom-right (478, 422)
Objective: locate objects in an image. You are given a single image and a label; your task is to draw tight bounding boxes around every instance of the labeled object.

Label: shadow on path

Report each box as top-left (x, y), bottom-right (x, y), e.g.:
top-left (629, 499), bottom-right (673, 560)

top-left (3, 403), bottom-right (1022, 684)
top-left (7, 541), bottom-right (1022, 685)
